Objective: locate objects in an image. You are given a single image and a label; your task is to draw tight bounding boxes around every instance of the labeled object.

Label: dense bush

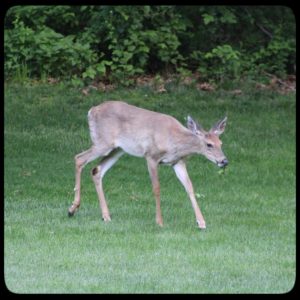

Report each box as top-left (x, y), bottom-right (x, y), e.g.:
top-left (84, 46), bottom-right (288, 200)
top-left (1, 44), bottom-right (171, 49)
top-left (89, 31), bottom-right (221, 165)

top-left (4, 5), bottom-right (295, 85)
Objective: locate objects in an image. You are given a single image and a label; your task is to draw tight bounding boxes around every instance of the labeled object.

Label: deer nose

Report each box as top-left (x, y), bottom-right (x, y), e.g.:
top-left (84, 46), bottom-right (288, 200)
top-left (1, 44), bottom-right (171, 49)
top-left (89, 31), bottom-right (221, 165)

top-left (221, 159), bottom-right (228, 167)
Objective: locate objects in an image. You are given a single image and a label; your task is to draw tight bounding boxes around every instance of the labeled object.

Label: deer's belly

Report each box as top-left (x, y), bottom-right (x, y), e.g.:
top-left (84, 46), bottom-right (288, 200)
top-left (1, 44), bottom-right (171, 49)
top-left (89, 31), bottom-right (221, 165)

top-left (116, 138), bottom-right (145, 157)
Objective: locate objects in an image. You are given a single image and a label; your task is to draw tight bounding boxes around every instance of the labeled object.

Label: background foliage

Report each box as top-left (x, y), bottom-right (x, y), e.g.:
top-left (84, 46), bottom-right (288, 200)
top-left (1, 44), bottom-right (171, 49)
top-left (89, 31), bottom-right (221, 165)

top-left (4, 5), bottom-right (295, 85)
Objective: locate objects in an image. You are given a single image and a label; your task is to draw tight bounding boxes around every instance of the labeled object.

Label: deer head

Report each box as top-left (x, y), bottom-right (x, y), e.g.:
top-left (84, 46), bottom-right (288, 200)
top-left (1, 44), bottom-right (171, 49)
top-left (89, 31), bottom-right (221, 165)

top-left (187, 116), bottom-right (228, 168)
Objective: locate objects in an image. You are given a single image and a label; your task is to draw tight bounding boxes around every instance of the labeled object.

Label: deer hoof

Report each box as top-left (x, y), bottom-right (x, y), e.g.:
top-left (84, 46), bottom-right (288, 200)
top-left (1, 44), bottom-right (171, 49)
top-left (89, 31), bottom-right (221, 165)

top-left (68, 210), bottom-right (75, 217)
top-left (102, 215), bottom-right (111, 222)
top-left (156, 220), bottom-right (164, 227)
top-left (68, 204), bottom-right (79, 217)
top-left (197, 220), bottom-right (206, 230)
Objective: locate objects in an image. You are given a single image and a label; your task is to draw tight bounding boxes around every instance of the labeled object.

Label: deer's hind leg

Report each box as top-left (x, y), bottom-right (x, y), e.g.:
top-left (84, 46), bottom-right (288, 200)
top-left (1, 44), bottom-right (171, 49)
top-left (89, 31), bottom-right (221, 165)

top-left (91, 148), bottom-right (125, 222)
top-left (68, 145), bottom-right (113, 216)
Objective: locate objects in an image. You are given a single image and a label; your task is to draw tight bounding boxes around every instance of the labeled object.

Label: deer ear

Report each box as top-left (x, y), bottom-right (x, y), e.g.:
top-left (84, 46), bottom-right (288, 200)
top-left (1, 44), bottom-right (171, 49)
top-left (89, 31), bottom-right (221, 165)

top-left (187, 115), bottom-right (204, 136)
top-left (210, 116), bottom-right (227, 135)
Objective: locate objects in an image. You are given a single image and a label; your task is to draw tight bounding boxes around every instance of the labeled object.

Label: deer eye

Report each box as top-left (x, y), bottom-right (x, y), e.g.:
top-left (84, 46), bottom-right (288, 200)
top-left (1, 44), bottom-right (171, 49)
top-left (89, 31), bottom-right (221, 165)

top-left (207, 143), bottom-right (213, 148)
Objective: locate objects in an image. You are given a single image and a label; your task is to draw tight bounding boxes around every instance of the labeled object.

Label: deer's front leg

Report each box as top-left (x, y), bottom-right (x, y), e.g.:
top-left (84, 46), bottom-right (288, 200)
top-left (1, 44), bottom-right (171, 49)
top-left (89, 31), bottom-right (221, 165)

top-left (146, 158), bottom-right (163, 227)
top-left (173, 160), bottom-right (206, 229)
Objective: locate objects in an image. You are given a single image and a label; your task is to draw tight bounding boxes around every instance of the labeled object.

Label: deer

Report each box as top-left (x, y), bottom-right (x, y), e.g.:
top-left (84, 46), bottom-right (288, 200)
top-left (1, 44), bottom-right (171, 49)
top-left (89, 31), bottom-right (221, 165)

top-left (68, 101), bottom-right (228, 229)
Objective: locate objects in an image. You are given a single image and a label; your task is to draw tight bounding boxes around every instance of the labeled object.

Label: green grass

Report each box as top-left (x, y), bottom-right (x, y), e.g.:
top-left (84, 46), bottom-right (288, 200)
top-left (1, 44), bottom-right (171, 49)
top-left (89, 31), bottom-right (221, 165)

top-left (4, 81), bottom-right (295, 293)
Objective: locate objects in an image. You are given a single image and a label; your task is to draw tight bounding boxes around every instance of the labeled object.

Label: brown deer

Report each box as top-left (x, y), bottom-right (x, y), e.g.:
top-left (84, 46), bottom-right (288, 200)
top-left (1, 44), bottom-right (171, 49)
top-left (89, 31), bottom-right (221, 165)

top-left (68, 101), bottom-right (228, 229)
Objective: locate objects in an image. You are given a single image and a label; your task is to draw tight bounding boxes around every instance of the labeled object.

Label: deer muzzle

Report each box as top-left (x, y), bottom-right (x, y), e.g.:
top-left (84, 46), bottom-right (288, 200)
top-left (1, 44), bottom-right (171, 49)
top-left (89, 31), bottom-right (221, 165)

top-left (217, 158), bottom-right (228, 168)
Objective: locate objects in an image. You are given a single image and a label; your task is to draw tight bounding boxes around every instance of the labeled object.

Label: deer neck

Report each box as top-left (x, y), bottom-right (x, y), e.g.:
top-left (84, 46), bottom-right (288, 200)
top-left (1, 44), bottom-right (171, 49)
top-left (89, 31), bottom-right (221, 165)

top-left (162, 130), bottom-right (203, 164)
top-left (178, 131), bottom-right (203, 156)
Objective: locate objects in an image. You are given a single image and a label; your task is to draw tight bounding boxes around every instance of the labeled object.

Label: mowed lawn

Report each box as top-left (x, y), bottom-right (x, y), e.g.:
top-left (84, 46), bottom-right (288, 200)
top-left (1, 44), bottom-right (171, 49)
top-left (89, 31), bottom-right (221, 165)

top-left (4, 82), bottom-right (295, 293)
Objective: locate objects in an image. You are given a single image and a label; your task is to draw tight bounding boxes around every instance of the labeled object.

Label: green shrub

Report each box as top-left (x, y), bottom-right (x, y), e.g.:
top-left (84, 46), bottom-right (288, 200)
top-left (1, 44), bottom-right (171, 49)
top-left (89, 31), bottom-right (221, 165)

top-left (200, 45), bottom-right (241, 81)
top-left (5, 17), bottom-right (97, 79)
top-left (4, 6), bottom-right (295, 85)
